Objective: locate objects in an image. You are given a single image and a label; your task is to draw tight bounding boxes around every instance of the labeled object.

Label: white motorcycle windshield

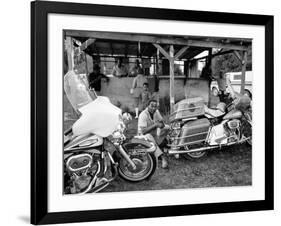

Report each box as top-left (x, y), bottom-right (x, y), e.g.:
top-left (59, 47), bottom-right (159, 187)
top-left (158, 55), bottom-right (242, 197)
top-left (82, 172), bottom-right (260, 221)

top-left (72, 96), bottom-right (122, 137)
top-left (64, 70), bottom-right (94, 111)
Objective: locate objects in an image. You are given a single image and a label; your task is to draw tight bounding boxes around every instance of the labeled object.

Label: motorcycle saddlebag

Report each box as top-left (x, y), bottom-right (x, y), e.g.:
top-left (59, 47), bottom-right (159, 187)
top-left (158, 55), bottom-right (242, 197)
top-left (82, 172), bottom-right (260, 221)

top-left (177, 118), bottom-right (210, 146)
top-left (169, 97), bottom-right (205, 122)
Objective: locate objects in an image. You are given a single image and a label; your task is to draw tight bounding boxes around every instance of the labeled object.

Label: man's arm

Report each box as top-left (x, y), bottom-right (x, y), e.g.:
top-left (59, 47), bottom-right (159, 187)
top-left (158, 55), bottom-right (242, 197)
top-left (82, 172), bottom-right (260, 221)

top-left (141, 121), bottom-right (163, 135)
top-left (226, 74), bottom-right (236, 99)
top-left (138, 112), bottom-right (163, 135)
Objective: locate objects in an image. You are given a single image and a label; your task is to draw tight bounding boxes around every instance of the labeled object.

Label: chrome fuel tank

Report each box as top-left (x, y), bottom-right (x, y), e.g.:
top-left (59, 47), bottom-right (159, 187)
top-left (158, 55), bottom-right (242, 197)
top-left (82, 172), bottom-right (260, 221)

top-left (64, 134), bottom-right (103, 151)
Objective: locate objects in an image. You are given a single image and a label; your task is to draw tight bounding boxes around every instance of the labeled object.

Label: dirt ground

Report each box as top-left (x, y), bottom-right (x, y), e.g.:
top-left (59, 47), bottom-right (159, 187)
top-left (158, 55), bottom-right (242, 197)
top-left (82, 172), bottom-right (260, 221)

top-left (103, 145), bottom-right (251, 192)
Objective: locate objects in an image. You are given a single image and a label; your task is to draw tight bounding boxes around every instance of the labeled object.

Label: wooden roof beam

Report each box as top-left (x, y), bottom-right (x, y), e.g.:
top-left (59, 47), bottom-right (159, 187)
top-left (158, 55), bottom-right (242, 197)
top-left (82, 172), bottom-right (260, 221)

top-left (233, 50), bottom-right (243, 63)
top-left (66, 30), bottom-right (249, 51)
top-left (79, 38), bottom-right (96, 51)
top-left (153, 44), bottom-right (170, 60)
top-left (174, 46), bottom-right (189, 60)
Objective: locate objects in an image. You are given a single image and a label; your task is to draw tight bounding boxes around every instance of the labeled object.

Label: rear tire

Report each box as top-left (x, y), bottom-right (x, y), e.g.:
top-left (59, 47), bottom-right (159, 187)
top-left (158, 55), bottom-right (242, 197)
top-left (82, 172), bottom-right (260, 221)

top-left (118, 153), bottom-right (157, 182)
top-left (182, 145), bottom-right (207, 159)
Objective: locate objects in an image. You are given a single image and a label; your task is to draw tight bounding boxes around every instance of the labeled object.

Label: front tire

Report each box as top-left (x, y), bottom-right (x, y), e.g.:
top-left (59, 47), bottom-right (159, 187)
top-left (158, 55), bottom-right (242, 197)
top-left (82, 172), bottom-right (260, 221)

top-left (118, 153), bottom-right (157, 182)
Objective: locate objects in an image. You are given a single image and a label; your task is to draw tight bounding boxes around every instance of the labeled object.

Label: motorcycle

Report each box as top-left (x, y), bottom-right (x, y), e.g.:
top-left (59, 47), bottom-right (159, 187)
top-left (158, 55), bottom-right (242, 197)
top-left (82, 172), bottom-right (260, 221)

top-left (166, 95), bottom-right (252, 159)
top-left (63, 71), bottom-right (157, 194)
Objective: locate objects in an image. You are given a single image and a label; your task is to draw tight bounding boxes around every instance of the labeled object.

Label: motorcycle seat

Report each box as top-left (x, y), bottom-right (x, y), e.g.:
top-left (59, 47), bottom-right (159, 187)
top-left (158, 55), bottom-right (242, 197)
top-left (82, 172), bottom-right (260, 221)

top-left (204, 104), bottom-right (226, 119)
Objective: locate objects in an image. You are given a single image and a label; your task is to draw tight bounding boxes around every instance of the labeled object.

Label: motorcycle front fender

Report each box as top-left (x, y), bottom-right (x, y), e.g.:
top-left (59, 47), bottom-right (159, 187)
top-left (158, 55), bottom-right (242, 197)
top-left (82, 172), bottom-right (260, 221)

top-left (123, 138), bottom-right (156, 154)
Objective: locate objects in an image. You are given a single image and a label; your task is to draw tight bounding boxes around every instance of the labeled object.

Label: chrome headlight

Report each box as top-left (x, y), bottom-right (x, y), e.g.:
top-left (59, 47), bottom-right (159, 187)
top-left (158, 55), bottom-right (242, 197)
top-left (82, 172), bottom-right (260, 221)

top-left (112, 130), bottom-right (122, 139)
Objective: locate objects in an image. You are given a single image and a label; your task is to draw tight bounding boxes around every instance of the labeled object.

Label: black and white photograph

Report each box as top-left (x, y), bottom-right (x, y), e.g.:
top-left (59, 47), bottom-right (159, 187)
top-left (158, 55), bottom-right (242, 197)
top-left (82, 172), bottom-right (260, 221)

top-left (29, 1), bottom-right (274, 224)
top-left (63, 30), bottom-right (253, 194)
top-left (0, 0), bottom-right (278, 225)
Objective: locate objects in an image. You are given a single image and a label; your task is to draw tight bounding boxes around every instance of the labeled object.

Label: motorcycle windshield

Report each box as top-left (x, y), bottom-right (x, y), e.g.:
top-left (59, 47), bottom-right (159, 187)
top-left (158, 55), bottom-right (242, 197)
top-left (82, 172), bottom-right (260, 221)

top-left (72, 96), bottom-right (122, 137)
top-left (64, 70), bottom-right (96, 111)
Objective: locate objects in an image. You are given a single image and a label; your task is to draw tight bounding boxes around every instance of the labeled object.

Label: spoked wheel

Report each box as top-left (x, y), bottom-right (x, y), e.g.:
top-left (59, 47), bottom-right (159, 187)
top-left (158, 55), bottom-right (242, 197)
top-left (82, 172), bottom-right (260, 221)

top-left (182, 145), bottom-right (207, 159)
top-left (118, 153), bottom-right (156, 182)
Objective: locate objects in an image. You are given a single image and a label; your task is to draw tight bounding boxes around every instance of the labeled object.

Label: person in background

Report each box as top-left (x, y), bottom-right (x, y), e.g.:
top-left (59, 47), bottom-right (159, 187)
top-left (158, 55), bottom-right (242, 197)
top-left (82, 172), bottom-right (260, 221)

top-left (139, 82), bottom-right (152, 111)
top-left (88, 64), bottom-right (109, 95)
top-left (138, 99), bottom-right (169, 169)
top-left (112, 57), bottom-right (128, 77)
top-left (129, 59), bottom-right (142, 77)
top-left (151, 73), bottom-right (160, 107)
top-left (130, 68), bottom-right (148, 118)
top-left (201, 65), bottom-right (213, 86)
top-left (217, 71), bottom-right (227, 102)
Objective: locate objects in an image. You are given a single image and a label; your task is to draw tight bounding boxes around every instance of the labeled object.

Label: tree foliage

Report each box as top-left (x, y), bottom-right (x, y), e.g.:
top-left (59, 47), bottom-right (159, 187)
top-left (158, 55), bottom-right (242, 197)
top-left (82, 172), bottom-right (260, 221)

top-left (211, 48), bottom-right (252, 79)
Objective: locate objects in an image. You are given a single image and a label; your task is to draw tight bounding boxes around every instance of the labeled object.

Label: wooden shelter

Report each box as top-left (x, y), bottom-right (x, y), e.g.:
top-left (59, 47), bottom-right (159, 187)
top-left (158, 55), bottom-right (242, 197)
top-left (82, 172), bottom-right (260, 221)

top-left (65, 30), bottom-right (252, 112)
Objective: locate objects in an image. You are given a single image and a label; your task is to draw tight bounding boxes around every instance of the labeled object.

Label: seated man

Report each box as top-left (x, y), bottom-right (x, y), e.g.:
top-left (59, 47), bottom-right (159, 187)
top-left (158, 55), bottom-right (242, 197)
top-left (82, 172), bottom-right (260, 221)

top-left (112, 57), bottom-right (128, 77)
top-left (137, 99), bottom-right (169, 169)
top-left (226, 73), bottom-right (251, 111)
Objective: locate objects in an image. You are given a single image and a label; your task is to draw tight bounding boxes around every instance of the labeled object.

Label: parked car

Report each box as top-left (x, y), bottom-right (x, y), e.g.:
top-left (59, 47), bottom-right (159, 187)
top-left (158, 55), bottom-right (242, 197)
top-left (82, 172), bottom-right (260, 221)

top-left (210, 71), bottom-right (252, 99)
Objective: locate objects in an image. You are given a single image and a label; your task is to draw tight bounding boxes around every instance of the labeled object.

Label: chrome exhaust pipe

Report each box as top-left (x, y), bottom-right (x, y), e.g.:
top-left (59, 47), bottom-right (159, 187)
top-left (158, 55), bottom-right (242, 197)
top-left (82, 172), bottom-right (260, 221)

top-left (168, 137), bottom-right (250, 155)
top-left (168, 145), bottom-right (218, 155)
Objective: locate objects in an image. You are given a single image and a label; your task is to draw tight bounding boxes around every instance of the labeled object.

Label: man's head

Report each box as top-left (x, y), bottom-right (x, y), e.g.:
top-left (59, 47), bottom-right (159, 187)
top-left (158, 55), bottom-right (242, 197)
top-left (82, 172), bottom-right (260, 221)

top-left (143, 82), bottom-right (149, 91)
top-left (147, 99), bottom-right (158, 114)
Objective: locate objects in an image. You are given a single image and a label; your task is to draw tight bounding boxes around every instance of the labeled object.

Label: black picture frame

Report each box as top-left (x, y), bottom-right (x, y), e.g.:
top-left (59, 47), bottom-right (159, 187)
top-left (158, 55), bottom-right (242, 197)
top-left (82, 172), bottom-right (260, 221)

top-left (31, 1), bottom-right (274, 224)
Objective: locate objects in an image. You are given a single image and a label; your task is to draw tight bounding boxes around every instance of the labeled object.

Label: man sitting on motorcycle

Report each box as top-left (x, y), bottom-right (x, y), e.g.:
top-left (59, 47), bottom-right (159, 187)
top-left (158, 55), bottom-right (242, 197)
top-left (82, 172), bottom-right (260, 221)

top-left (137, 99), bottom-right (169, 169)
top-left (226, 73), bottom-right (251, 111)
top-left (204, 72), bottom-right (251, 118)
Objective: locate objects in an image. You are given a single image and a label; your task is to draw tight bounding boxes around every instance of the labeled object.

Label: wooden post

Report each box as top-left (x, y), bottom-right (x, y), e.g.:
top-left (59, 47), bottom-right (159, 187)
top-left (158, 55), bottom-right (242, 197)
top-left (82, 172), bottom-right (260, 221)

top-left (169, 45), bottom-right (175, 112)
top-left (240, 51), bottom-right (248, 94)
top-left (156, 48), bottom-right (160, 74)
top-left (207, 48), bottom-right (212, 67)
top-left (65, 37), bottom-right (74, 71)
top-left (84, 52), bottom-right (89, 75)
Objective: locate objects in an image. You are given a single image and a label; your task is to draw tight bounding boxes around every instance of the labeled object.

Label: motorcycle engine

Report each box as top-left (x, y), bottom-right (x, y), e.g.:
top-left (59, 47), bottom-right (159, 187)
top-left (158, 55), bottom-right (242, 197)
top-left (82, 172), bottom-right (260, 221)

top-left (66, 153), bottom-right (93, 172)
top-left (65, 153), bottom-right (99, 194)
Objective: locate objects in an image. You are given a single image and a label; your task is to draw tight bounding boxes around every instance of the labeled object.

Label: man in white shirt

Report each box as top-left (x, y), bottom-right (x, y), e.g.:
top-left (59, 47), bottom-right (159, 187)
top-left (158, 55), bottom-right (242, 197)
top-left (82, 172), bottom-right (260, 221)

top-left (138, 99), bottom-right (169, 169)
top-left (112, 58), bottom-right (128, 77)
